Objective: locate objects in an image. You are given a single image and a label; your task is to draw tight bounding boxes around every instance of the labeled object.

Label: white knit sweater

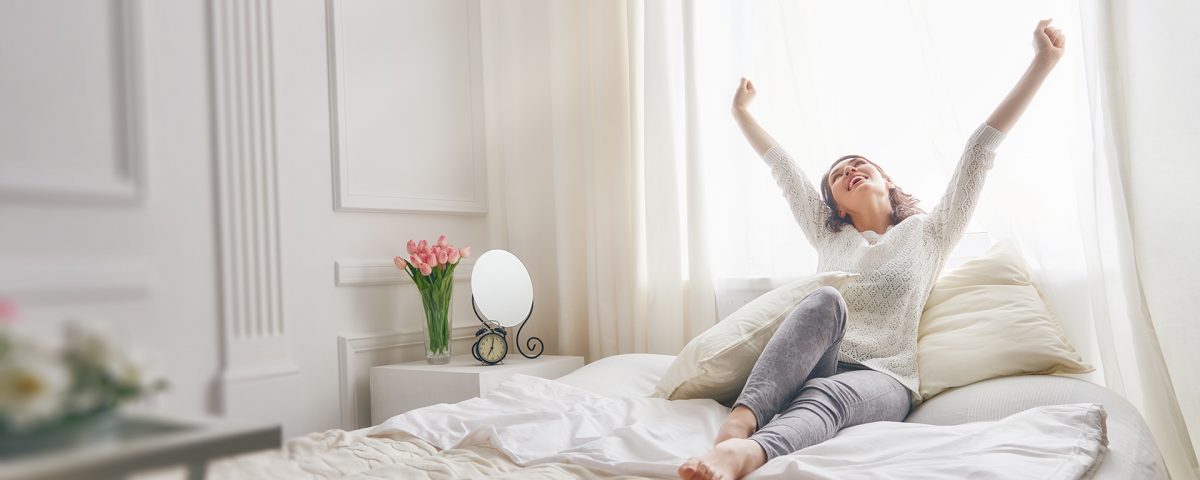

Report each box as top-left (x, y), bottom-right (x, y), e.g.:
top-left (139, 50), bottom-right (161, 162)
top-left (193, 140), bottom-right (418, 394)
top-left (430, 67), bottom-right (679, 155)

top-left (762, 122), bottom-right (1007, 407)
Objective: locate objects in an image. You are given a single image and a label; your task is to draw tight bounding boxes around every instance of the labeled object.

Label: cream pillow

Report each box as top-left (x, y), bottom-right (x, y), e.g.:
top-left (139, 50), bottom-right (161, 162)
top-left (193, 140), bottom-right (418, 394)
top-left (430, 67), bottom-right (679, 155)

top-left (653, 271), bottom-right (859, 404)
top-left (918, 240), bottom-right (1094, 399)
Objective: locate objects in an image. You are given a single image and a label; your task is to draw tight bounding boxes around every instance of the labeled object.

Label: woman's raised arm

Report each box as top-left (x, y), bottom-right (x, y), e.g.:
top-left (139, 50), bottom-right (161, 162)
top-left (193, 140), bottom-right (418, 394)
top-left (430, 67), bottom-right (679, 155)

top-left (926, 20), bottom-right (1066, 250)
top-left (733, 78), bottom-right (835, 248)
top-left (731, 78), bottom-right (780, 157)
top-left (985, 18), bottom-right (1065, 133)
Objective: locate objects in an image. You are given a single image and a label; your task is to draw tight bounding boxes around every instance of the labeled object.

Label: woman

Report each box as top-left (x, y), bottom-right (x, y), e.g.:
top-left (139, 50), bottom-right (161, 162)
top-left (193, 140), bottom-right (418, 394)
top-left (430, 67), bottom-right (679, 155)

top-left (678, 19), bottom-right (1066, 480)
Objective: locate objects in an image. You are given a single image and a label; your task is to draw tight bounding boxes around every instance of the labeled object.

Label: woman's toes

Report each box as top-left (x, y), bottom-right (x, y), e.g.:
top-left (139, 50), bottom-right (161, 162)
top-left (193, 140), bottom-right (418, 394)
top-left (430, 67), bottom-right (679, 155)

top-left (678, 457), bottom-right (701, 480)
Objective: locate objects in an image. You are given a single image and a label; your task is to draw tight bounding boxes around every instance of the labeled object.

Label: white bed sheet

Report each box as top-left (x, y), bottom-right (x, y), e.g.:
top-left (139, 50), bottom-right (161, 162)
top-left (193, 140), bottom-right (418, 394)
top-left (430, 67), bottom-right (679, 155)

top-left (211, 354), bottom-right (1151, 479)
top-left (906, 374), bottom-right (1168, 479)
top-left (369, 373), bottom-right (1108, 479)
top-left (552, 353), bottom-right (1166, 479)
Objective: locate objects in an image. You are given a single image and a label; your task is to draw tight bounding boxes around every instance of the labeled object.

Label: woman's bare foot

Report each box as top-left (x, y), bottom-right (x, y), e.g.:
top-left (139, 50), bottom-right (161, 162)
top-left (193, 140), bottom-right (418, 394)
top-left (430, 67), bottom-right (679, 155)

top-left (714, 404), bottom-right (758, 445)
top-left (678, 438), bottom-right (768, 480)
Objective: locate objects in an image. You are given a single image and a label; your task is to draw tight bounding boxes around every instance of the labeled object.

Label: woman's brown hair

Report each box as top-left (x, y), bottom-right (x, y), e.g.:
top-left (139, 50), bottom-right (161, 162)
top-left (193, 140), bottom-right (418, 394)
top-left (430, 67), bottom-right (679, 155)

top-left (818, 155), bottom-right (925, 233)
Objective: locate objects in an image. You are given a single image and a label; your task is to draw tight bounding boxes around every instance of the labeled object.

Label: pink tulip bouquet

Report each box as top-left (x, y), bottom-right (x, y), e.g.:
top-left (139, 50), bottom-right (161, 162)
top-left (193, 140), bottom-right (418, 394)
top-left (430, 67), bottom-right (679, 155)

top-left (394, 235), bottom-right (471, 364)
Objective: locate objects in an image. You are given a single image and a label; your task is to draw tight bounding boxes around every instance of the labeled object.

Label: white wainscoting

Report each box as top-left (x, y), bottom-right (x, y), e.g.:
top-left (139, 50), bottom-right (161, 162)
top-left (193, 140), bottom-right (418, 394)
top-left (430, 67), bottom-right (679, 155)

top-left (325, 0), bottom-right (487, 214)
top-left (0, 0), bottom-right (142, 202)
top-left (337, 326), bottom-right (479, 430)
top-left (334, 258), bottom-right (474, 287)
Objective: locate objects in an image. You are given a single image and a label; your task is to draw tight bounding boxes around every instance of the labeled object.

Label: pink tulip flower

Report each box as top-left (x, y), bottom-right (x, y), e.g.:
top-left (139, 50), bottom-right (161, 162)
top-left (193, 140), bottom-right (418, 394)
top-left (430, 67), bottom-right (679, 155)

top-left (406, 240), bottom-right (417, 254)
top-left (417, 239), bottom-right (428, 253)
top-left (410, 254), bottom-right (421, 267)
top-left (393, 256), bottom-right (408, 270)
top-left (419, 263), bottom-right (433, 276)
top-left (436, 250), bottom-right (448, 265)
top-left (448, 249), bottom-right (460, 264)
top-left (460, 246), bottom-right (471, 259)
top-left (436, 235), bottom-right (448, 247)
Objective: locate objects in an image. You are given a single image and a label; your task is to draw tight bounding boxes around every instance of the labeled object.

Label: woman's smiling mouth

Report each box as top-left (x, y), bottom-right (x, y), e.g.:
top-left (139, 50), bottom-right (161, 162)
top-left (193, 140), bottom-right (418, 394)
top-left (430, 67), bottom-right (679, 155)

top-left (849, 175), bottom-right (867, 190)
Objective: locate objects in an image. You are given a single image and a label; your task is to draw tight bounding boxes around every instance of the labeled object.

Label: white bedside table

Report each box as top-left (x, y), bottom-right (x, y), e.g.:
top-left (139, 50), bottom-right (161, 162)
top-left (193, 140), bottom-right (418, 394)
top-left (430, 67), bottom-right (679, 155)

top-left (370, 354), bottom-right (584, 424)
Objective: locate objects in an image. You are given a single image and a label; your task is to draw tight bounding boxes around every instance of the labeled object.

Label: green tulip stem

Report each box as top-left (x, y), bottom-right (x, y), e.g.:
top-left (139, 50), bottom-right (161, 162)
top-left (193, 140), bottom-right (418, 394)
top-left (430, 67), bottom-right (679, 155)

top-left (416, 261), bottom-right (458, 356)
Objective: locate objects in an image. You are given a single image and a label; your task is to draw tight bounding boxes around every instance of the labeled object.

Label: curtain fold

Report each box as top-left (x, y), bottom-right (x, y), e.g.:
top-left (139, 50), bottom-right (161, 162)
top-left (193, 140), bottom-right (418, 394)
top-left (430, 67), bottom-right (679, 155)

top-left (1071, 1), bottom-right (1199, 477)
top-left (549, 0), bottom-right (718, 360)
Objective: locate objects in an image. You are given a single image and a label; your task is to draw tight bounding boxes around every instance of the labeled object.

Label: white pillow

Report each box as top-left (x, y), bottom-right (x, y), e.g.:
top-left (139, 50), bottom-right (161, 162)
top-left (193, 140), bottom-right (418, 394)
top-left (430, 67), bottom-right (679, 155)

top-left (653, 271), bottom-right (859, 404)
top-left (553, 353), bottom-right (675, 398)
top-left (918, 240), bottom-right (1094, 399)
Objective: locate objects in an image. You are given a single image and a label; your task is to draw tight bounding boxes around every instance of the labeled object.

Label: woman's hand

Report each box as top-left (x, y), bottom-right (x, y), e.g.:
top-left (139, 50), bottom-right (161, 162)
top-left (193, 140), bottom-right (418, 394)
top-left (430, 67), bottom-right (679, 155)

top-left (1033, 18), bottom-right (1065, 64)
top-left (732, 77), bottom-right (757, 113)
top-left (986, 20), bottom-right (1063, 133)
top-left (730, 77), bottom-right (778, 157)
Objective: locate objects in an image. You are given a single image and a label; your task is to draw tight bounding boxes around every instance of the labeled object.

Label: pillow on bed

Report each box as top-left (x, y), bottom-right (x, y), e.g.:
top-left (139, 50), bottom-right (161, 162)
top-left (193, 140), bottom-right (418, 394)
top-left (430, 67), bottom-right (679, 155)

top-left (653, 271), bottom-right (859, 404)
top-left (918, 240), bottom-right (1094, 399)
top-left (553, 353), bottom-right (675, 398)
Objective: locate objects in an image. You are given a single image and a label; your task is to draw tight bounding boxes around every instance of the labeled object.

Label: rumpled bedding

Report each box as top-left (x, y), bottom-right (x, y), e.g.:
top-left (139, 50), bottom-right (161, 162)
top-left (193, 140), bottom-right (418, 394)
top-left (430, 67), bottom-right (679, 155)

top-left (208, 429), bottom-right (638, 479)
top-left (213, 373), bottom-right (1108, 479)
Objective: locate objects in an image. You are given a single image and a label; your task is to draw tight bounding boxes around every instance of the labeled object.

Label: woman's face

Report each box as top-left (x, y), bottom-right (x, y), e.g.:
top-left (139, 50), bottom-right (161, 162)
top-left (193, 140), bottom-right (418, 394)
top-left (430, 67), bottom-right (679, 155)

top-left (826, 157), bottom-right (894, 216)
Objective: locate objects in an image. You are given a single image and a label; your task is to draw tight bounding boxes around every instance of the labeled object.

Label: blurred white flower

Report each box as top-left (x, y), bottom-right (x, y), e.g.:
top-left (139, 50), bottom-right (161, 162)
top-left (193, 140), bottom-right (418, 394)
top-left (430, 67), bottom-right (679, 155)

top-left (0, 319), bottom-right (168, 434)
top-left (64, 321), bottom-right (118, 370)
top-left (0, 351), bottom-right (69, 432)
top-left (64, 321), bottom-right (160, 391)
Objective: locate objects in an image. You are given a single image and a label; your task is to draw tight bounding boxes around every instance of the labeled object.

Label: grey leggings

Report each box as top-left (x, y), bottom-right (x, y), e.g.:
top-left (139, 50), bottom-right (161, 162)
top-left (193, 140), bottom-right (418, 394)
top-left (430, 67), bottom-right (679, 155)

top-left (735, 286), bottom-right (912, 461)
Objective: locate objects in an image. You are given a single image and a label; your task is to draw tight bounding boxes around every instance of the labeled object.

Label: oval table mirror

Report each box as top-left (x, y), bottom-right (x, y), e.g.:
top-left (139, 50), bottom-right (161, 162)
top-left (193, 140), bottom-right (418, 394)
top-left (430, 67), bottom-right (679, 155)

top-left (469, 249), bottom-right (542, 362)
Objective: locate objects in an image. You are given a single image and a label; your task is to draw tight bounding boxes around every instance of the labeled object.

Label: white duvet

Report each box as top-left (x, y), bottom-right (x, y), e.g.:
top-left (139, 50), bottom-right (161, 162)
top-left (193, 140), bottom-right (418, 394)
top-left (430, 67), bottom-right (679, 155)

top-left (370, 374), bottom-right (1109, 479)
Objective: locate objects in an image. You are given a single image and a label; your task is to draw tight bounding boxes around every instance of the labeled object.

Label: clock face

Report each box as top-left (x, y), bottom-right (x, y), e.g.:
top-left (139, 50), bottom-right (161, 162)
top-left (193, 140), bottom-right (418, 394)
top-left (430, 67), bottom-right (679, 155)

top-left (479, 332), bottom-right (508, 364)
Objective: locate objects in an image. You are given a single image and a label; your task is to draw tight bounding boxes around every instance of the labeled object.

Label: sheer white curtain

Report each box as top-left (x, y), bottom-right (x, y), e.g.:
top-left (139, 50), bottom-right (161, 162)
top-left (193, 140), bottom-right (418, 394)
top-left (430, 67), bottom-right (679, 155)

top-left (548, 0), bottom-right (718, 359)
top-left (1070, 1), bottom-right (1199, 477)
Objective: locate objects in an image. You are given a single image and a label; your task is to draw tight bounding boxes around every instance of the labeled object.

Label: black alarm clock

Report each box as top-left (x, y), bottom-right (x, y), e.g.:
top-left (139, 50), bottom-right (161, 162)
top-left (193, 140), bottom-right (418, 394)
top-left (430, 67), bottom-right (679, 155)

top-left (472, 321), bottom-right (509, 365)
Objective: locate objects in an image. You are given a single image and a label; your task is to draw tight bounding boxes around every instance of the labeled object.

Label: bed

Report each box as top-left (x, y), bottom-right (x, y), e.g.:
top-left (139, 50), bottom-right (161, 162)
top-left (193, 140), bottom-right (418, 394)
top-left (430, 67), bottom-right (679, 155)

top-left (209, 353), bottom-right (1168, 479)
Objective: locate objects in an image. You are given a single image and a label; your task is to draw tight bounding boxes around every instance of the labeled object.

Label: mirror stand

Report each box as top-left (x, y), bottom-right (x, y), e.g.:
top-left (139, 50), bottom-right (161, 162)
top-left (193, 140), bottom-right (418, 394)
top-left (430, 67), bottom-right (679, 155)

top-left (513, 298), bottom-right (542, 359)
top-left (471, 295), bottom-right (543, 359)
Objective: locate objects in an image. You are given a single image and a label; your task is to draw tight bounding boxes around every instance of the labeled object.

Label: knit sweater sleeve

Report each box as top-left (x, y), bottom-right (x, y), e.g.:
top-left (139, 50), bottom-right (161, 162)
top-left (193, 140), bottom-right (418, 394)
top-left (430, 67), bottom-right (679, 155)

top-left (762, 145), bottom-right (835, 248)
top-left (924, 122), bottom-right (1007, 251)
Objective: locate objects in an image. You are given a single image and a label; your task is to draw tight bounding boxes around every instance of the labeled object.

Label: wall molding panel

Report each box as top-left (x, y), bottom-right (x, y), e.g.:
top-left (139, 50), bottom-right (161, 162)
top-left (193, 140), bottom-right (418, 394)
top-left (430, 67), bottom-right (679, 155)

top-left (325, 0), bottom-right (487, 214)
top-left (0, 0), bottom-right (142, 202)
top-left (0, 256), bottom-right (152, 304)
top-left (210, 0), bottom-right (298, 415)
top-left (337, 326), bottom-right (478, 429)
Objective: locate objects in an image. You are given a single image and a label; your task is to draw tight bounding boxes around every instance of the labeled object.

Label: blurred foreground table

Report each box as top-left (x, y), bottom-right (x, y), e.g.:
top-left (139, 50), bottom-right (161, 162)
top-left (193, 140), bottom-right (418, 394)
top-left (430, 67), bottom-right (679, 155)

top-left (0, 410), bottom-right (280, 480)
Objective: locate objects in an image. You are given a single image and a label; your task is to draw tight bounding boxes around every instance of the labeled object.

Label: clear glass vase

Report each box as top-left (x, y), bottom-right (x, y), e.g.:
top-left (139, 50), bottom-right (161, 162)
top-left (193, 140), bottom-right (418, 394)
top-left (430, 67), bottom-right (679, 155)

top-left (417, 281), bottom-right (453, 365)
